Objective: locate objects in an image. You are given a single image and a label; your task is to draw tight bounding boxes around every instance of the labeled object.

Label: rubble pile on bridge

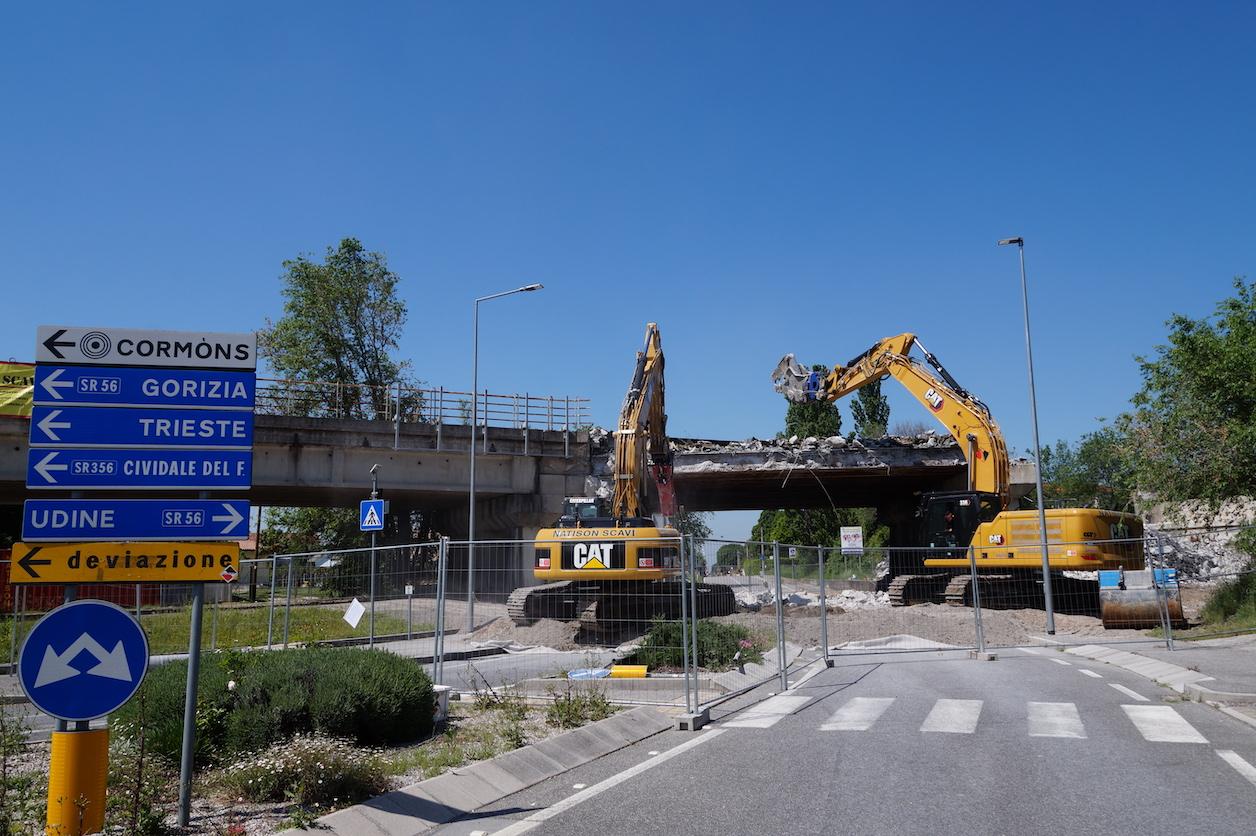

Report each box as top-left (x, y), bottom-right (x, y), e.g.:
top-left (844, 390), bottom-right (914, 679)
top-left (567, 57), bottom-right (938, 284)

top-left (668, 431), bottom-right (959, 472)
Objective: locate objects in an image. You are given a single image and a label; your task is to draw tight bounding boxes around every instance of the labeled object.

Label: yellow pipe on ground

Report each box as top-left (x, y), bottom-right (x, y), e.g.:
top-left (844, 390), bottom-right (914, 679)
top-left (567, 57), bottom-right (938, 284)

top-left (609, 665), bottom-right (647, 678)
top-left (47, 729), bottom-right (109, 835)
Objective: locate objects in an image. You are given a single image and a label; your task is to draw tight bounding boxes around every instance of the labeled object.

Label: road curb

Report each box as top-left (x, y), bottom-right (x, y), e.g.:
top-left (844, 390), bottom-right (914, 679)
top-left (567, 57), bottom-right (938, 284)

top-left (303, 704), bottom-right (675, 835)
top-left (1186, 683), bottom-right (1256, 706)
top-left (1062, 644), bottom-right (1217, 694)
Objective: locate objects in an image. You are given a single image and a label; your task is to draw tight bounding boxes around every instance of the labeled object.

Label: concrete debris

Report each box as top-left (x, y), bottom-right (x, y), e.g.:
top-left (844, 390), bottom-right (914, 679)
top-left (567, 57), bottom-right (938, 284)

top-left (1144, 497), bottom-right (1256, 581)
top-left (733, 585), bottom-right (889, 611)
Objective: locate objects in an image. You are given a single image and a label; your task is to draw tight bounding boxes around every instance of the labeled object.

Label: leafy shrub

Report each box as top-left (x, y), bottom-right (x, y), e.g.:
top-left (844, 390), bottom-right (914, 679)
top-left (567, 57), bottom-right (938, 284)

top-left (214, 734), bottom-right (389, 807)
top-left (545, 686), bottom-right (615, 729)
top-left (105, 731), bottom-right (176, 835)
top-left (630, 618), bottom-right (765, 671)
top-left (115, 647), bottom-right (434, 766)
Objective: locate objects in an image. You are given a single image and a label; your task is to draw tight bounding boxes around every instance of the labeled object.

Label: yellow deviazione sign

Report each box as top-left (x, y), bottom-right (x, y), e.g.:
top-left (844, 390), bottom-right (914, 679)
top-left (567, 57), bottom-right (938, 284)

top-left (9, 542), bottom-right (240, 584)
top-left (0, 361), bottom-right (34, 417)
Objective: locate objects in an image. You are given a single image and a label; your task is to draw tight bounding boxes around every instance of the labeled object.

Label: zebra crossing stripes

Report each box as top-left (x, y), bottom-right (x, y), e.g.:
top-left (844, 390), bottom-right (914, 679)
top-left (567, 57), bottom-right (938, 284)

top-left (820, 697), bottom-right (895, 731)
top-left (725, 695), bottom-right (1214, 747)
top-left (1028, 702), bottom-right (1087, 738)
top-left (1122, 705), bottom-right (1209, 743)
top-left (919, 699), bottom-right (983, 734)
top-left (721, 694), bottom-right (811, 728)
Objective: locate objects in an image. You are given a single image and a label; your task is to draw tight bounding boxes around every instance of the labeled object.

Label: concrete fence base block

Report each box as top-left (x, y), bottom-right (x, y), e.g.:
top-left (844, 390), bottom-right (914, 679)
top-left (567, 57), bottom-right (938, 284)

top-left (968, 651), bottom-right (998, 661)
top-left (674, 708), bottom-right (711, 731)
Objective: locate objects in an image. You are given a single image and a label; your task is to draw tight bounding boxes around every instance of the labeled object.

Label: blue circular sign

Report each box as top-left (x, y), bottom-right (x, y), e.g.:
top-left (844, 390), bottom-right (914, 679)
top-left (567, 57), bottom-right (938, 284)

top-left (18, 599), bottom-right (149, 722)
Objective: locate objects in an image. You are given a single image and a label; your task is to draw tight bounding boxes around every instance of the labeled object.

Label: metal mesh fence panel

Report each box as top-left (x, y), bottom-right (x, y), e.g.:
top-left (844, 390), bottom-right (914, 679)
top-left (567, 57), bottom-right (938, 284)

top-left (449, 536), bottom-right (698, 707)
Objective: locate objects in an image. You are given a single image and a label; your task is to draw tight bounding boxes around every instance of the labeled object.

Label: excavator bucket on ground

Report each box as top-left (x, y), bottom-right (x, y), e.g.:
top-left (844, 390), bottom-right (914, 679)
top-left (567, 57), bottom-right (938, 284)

top-left (1098, 568), bottom-right (1188, 630)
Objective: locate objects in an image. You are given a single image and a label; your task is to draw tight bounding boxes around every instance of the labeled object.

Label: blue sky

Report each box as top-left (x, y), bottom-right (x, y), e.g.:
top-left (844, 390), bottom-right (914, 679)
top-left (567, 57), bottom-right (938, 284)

top-left (3, 3), bottom-right (1253, 543)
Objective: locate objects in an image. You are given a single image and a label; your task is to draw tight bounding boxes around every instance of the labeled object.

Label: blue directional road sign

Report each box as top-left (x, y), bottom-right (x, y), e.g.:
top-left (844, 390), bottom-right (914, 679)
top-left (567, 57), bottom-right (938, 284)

top-left (34, 365), bottom-right (255, 410)
top-left (23, 499), bottom-right (251, 542)
top-left (27, 448), bottom-right (253, 490)
top-left (360, 499), bottom-right (385, 532)
top-left (18, 600), bottom-right (149, 722)
top-left (30, 405), bottom-right (253, 449)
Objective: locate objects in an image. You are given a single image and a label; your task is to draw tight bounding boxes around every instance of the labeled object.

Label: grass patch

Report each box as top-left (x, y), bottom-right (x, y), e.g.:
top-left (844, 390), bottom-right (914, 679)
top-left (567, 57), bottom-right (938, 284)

top-left (544, 685), bottom-right (615, 729)
top-left (628, 617), bottom-right (766, 671)
top-left (1, 604), bottom-right (420, 657)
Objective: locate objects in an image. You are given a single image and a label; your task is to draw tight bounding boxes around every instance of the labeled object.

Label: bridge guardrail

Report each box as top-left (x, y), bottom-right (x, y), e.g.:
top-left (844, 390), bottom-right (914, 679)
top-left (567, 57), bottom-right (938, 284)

top-left (254, 377), bottom-right (591, 432)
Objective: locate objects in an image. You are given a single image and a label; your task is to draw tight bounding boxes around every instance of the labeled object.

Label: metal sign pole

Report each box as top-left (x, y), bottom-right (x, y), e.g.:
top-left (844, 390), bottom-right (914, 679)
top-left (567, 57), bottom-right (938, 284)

top-left (176, 583), bottom-right (205, 826)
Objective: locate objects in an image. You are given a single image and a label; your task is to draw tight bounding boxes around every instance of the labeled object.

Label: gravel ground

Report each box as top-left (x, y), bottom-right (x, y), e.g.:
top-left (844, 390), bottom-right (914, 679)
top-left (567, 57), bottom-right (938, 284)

top-left (472, 616), bottom-right (583, 650)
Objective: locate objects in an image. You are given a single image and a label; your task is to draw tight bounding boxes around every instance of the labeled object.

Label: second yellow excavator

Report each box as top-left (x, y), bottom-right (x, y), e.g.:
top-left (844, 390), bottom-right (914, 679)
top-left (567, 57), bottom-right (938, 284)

top-left (507, 324), bottom-right (736, 633)
top-left (773, 333), bottom-right (1182, 629)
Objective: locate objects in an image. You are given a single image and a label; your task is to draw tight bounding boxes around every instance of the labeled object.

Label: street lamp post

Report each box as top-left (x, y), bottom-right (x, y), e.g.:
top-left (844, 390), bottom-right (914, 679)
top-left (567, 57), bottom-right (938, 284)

top-left (468, 283), bottom-right (543, 631)
top-left (998, 236), bottom-right (1056, 635)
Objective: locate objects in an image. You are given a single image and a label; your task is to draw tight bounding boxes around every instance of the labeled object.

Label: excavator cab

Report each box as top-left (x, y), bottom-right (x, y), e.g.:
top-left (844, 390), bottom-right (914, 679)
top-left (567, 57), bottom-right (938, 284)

top-left (921, 491), bottom-right (1001, 556)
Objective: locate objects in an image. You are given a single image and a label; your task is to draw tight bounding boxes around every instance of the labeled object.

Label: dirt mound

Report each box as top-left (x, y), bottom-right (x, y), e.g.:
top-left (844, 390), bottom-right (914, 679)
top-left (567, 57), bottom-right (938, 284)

top-left (470, 616), bottom-right (583, 650)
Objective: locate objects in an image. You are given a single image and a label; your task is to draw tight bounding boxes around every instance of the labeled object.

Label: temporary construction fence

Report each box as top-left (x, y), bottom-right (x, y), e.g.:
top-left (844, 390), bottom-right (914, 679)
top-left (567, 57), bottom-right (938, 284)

top-left (5, 526), bottom-right (1252, 716)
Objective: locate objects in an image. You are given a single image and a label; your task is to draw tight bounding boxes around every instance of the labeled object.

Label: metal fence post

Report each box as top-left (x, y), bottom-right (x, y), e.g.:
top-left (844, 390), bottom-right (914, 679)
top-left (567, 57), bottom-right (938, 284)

top-left (679, 536), bottom-right (693, 715)
top-left (818, 546), bottom-right (829, 663)
top-left (436, 537), bottom-right (448, 684)
top-left (564, 396), bottom-right (571, 458)
top-left (394, 380), bottom-right (401, 450)
top-left (1154, 533), bottom-right (1176, 651)
top-left (283, 557), bottom-right (295, 649)
top-left (8, 584), bottom-right (18, 667)
top-left (266, 551), bottom-right (278, 649)
top-left (436, 387), bottom-right (444, 451)
top-left (688, 535), bottom-right (700, 706)
top-left (774, 542), bottom-right (786, 690)
top-left (210, 595), bottom-right (219, 652)
top-left (482, 388), bottom-right (489, 454)
top-left (968, 545), bottom-right (985, 654)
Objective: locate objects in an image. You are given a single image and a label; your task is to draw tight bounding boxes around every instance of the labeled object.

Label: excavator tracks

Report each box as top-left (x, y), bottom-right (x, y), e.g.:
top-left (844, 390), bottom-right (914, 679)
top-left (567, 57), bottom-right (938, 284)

top-left (508, 579), bottom-right (738, 635)
top-left (887, 573), bottom-right (952, 606)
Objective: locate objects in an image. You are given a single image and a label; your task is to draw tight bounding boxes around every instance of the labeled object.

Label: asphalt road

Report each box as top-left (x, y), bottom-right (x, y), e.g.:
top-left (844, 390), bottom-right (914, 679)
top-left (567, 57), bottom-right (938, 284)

top-left (431, 649), bottom-right (1256, 836)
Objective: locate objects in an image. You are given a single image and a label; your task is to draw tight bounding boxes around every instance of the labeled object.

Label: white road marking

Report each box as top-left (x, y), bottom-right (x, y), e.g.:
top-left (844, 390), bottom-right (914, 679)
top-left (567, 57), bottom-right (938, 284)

top-left (722, 694), bottom-right (811, 728)
top-left (490, 730), bottom-right (725, 836)
top-left (1109, 683), bottom-right (1149, 701)
top-left (1217, 750), bottom-right (1256, 788)
top-left (920, 699), bottom-right (983, 734)
top-left (1079, 669), bottom-right (1103, 678)
top-left (647, 751), bottom-right (659, 756)
top-left (1020, 647), bottom-right (1042, 655)
top-left (571, 784), bottom-right (586, 790)
top-left (1122, 705), bottom-right (1208, 743)
top-left (821, 697), bottom-right (896, 731)
top-left (1028, 702), bottom-right (1087, 738)
top-left (1050, 658), bottom-right (1072, 666)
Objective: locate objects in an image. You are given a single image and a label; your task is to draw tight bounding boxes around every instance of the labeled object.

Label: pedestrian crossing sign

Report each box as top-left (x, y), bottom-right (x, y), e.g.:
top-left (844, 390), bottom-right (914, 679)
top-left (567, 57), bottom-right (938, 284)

top-left (360, 499), bottom-right (385, 532)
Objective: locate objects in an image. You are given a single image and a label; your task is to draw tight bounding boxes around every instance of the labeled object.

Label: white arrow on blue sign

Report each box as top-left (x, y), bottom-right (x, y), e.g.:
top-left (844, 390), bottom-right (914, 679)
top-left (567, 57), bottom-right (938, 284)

top-left (18, 599), bottom-right (150, 722)
top-left (34, 365), bottom-right (255, 410)
top-left (26, 448), bottom-right (253, 490)
top-left (360, 499), bottom-right (385, 532)
top-left (30, 405), bottom-right (253, 449)
top-left (23, 499), bottom-right (250, 542)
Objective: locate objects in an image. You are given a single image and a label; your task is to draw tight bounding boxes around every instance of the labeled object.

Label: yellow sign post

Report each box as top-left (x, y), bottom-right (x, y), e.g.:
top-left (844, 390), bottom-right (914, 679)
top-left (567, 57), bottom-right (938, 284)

top-left (8, 542), bottom-right (240, 584)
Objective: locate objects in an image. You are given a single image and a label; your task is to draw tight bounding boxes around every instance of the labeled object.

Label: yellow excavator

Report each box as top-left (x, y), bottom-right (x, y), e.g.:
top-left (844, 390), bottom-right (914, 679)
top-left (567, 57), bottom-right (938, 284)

top-left (507, 324), bottom-right (736, 632)
top-left (773, 333), bottom-right (1183, 629)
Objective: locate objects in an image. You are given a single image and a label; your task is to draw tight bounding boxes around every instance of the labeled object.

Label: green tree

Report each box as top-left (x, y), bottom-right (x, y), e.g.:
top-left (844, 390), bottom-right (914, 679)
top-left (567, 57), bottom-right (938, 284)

top-left (783, 365), bottom-right (842, 439)
top-left (715, 543), bottom-right (745, 567)
top-left (850, 379), bottom-right (890, 437)
top-left (1119, 277), bottom-right (1256, 503)
top-left (1040, 426), bottom-right (1134, 511)
top-left (260, 237), bottom-right (418, 419)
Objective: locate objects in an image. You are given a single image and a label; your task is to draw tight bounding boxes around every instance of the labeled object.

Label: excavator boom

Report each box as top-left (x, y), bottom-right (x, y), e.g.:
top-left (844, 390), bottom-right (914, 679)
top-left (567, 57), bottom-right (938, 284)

top-left (774, 333), bottom-right (1010, 505)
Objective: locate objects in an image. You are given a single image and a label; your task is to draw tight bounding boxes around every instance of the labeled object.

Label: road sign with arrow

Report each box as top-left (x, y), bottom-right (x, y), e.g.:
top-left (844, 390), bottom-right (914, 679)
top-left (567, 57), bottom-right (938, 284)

top-left (18, 599), bottom-right (149, 722)
top-left (35, 325), bottom-right (257, 370)
top-left (22, 499), bottom-right (250, 542)
top-left (8, 541), bottom-right (240, 584)
top-left (33, 365), bottom-right (255, 410)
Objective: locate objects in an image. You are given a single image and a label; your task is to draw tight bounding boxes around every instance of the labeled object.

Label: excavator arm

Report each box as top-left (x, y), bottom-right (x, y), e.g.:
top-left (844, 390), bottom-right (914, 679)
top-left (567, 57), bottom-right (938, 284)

top-left (772, 332), bottom-right (1010, 506)
top-left (613, 323), bottom-right (675, 519)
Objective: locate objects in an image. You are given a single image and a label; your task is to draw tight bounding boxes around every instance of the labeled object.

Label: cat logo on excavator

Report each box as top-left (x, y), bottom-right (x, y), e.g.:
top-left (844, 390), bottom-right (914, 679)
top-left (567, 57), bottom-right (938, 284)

top-left (573, 542), bottom-right (614, 569)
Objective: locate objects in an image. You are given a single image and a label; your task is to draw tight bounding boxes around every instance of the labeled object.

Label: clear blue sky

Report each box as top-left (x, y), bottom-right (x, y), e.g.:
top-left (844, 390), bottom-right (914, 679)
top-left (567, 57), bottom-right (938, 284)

top-left (3, 3), bottom-right (1253, 543)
